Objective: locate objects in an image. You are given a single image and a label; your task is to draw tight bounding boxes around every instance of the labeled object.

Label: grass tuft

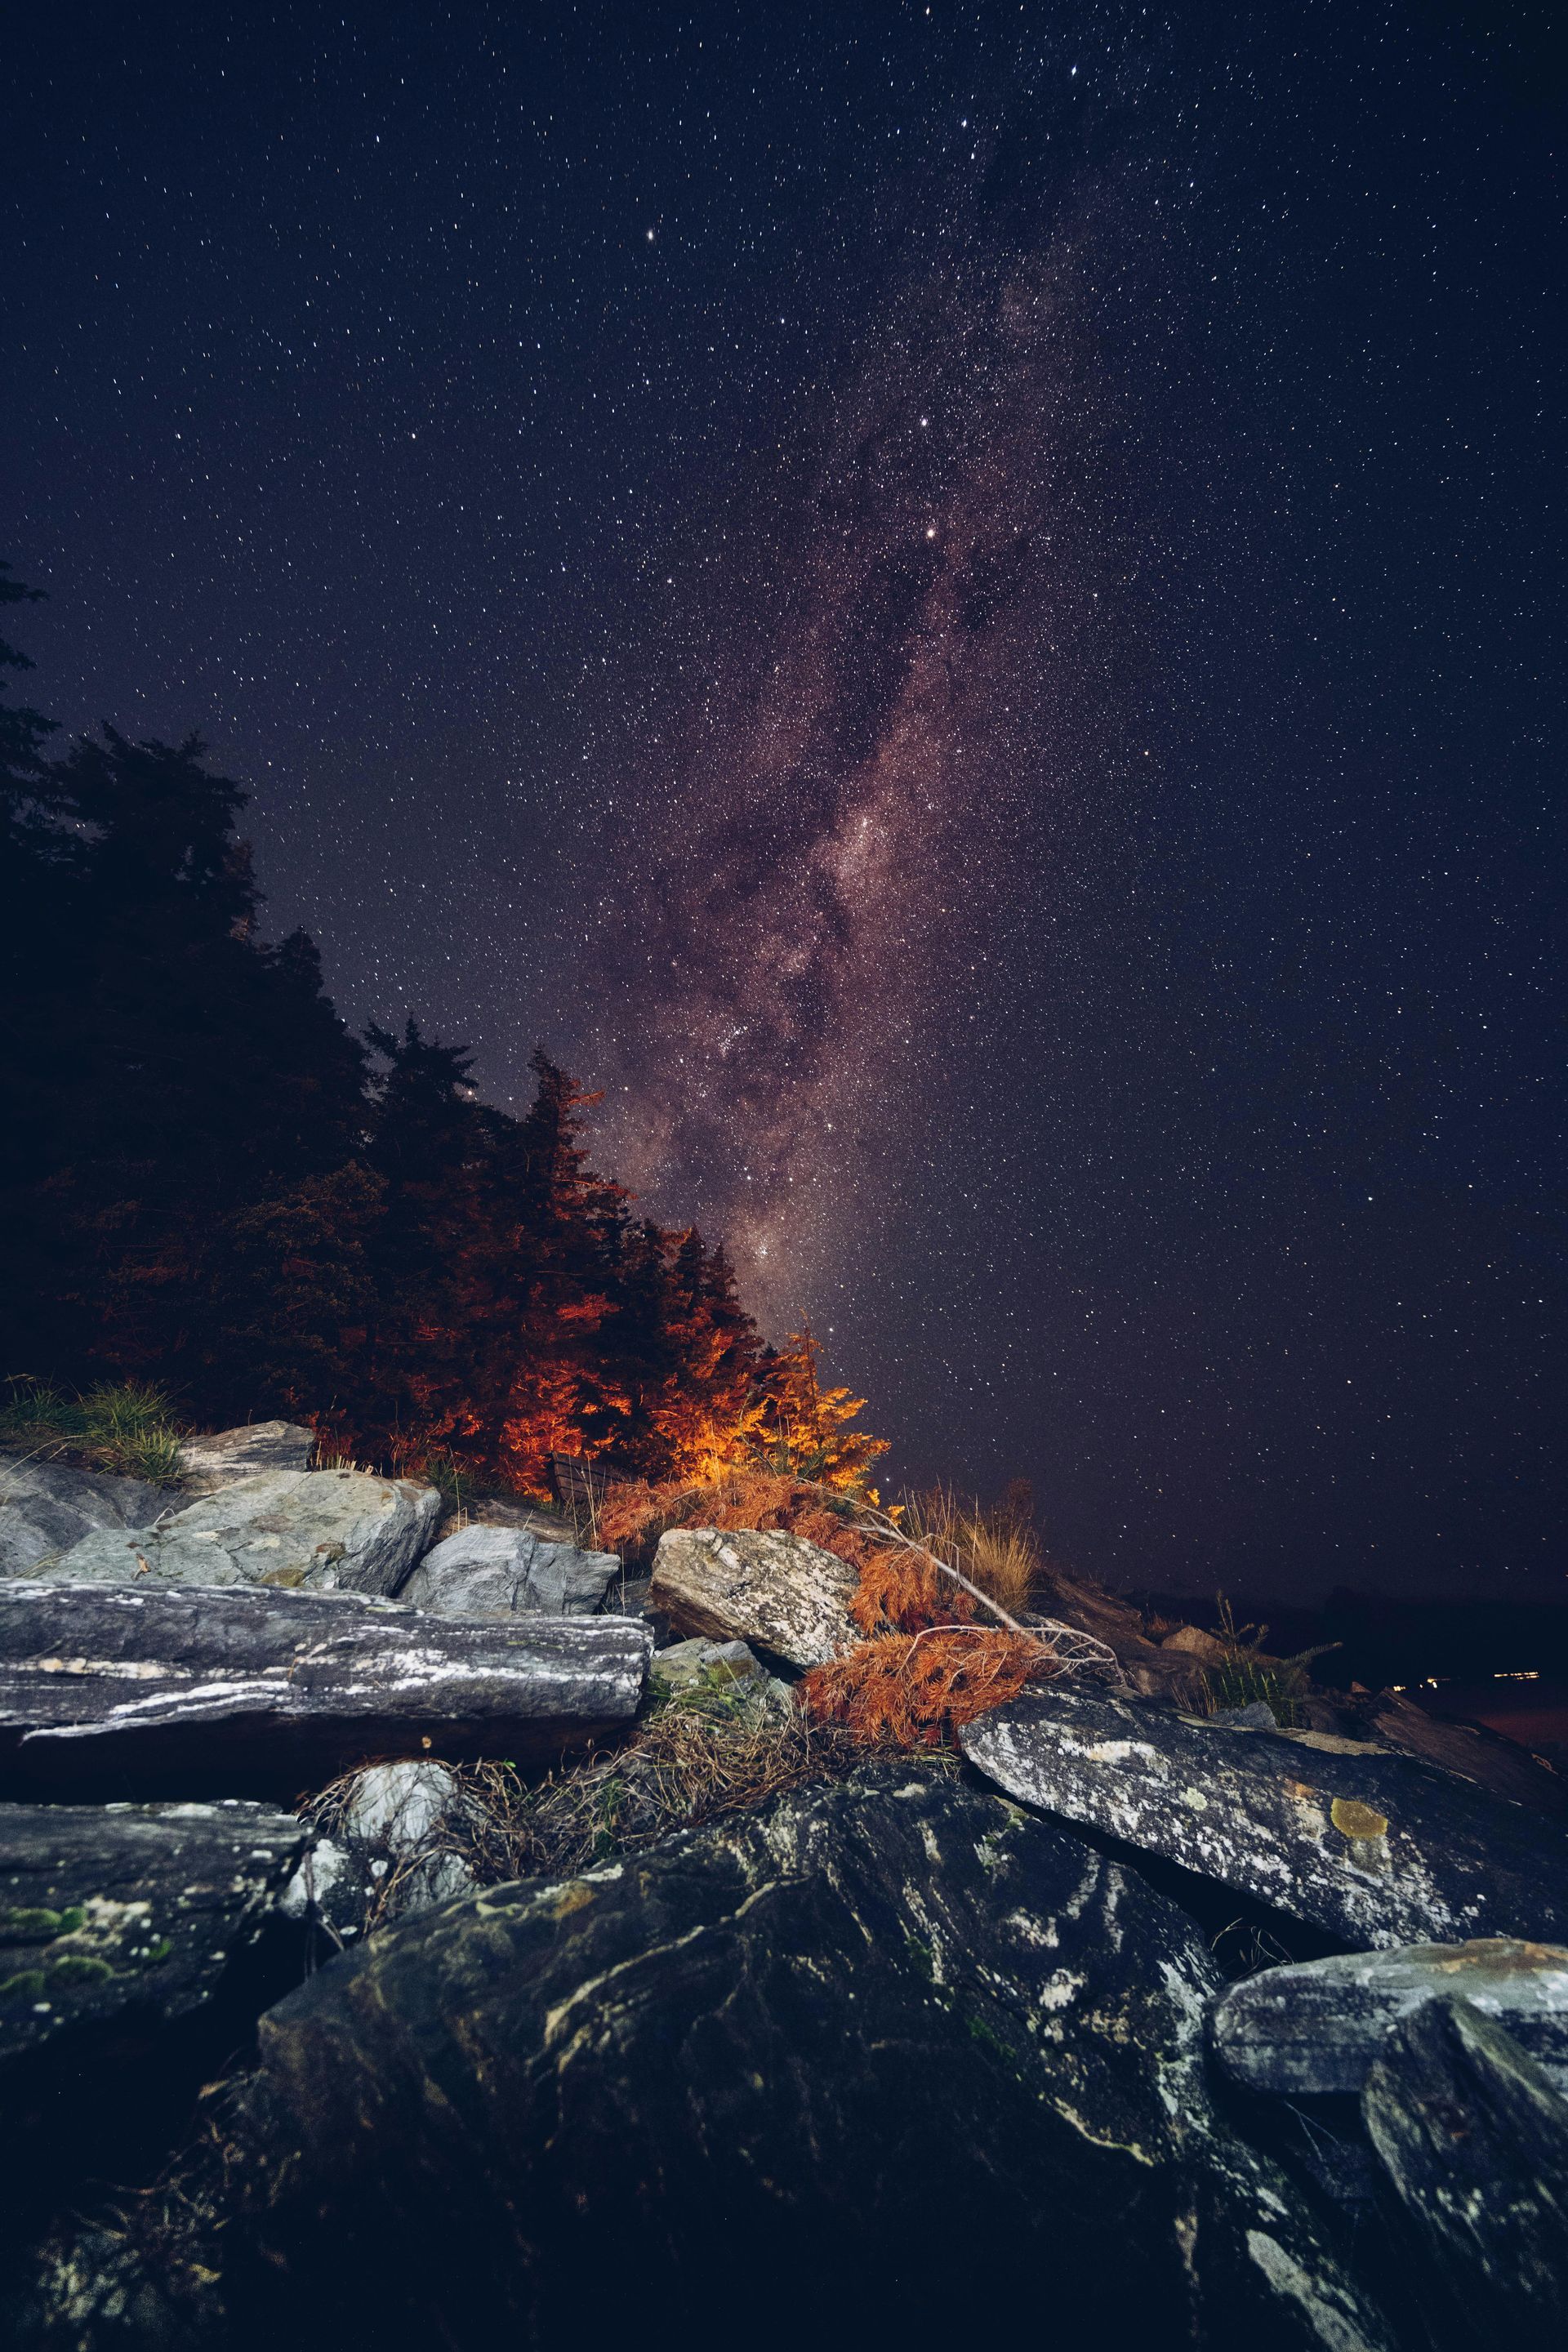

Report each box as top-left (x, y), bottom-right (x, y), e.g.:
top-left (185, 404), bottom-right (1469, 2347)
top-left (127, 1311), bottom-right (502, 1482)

top-left (0, 1376), bottom-right (185, 1483)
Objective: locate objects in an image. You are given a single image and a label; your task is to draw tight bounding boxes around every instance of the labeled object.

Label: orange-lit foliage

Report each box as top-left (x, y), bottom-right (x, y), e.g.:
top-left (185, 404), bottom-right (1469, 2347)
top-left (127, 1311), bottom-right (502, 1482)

top-left (755, 1325), bottom-right (890, 1494)
top-left (596, 1469), bottom-right (885, 1575)
top-left (800, 1628), bottom-right (1061, 1747)
top-left (848, 1542), bottom-right (976, 1637)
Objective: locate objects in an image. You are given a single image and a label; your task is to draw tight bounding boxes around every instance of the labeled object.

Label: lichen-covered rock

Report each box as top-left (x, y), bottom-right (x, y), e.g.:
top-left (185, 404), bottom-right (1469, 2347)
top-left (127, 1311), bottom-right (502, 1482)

top-left (233, 1768), bottom-right (1392, 2349)
top-left (1210, 1938), bottom-right (1568, 2097)
top-left (0, 1580), bottom-right (652, 1797)
top-left (176, 1422), bottom-right (315, 1494)
top-left (0, 1798), bottom-right (305, 2074)
top-left (400, 1521), bottom-right (619, 1617)
top-left (30, 1467), bottom-right (441, 1597)
top-left (961, 1686), bottom-right (1568, 1947)
top-left (648, 1524), bottom-right (858, 1666)
top-left (0, 1458), bottom-right (162, 1579)
top-left (1363, 1997), bottom-right (1568, 2350)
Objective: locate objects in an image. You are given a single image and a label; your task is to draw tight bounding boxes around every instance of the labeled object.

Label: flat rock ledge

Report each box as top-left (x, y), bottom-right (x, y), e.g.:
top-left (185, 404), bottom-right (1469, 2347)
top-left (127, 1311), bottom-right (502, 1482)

top-left (960, 1685), bottom-right (1568, 1948)
top-left (0, 1797), bottom-right (305, 2073)
top-left (1210, 1938), bottom-right (1568, 2097)
top-left (648, 1524), bottom-right (858, 1667)
top-left (0, 1581), bottom-right (652, 1797)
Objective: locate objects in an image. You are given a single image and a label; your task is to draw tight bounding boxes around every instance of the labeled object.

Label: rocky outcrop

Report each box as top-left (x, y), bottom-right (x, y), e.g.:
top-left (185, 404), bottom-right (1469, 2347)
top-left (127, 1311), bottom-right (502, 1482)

top-left (401, 1521), bottom-right (619, 1617)
top-left (0, 1581), bottom-right (652, 1796)
top-left (0, 1797), bottom-right (305, 2078)
top-left (175, 1422), bottom-right (315, 1494)
top-left (1210, 1939), bottom-right (1568, 2096)
top-left (961, 1685), bottom-right (1568, 1946)
top-left (31, 1467), bottom-right (442, 1596)
top-left (232, 1767), bottom-right (1390, 2348)
top-left (1363, 1997), bottom-right (1568, 2351)
top-left (648, 1524), bottom-right (858, 1666)
top-left (0, 1458), bottom-right (162, 1578)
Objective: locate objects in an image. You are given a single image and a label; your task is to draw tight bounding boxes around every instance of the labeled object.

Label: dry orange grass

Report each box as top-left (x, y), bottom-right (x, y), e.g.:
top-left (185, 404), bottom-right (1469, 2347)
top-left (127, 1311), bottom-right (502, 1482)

top-left (898, 1486), bottom-right (1041, 1619)
top-left (801, 1628), bottom-right (1062, 1747)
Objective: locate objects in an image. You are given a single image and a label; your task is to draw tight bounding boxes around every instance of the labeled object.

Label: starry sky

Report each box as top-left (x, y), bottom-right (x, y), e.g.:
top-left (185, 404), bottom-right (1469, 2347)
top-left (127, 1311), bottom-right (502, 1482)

top-left (6, 2), bottom-right (1563, 1604)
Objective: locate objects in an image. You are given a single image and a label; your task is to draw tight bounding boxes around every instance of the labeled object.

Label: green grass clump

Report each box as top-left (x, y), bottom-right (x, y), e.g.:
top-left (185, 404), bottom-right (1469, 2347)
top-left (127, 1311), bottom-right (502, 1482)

top-left (1190, 1593), bottom-right (1339, 1731)
top-left (1, 1376), bottom-right (185, 1484)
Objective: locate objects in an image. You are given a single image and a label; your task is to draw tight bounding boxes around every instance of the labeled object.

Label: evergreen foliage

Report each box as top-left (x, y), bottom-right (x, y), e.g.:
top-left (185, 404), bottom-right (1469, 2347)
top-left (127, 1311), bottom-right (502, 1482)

top-left (0, 571), bottom-right (884, 1497)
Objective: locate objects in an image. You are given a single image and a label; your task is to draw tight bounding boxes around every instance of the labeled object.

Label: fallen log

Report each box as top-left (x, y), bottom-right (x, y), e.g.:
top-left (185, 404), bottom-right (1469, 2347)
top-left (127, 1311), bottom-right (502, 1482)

top-left (0, 1580), bottom-right (652, 1798)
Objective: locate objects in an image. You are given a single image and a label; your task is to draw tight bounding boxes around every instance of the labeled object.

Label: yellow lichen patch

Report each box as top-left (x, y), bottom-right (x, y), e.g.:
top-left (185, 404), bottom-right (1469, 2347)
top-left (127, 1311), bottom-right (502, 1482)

top-left (1330, 1797), bottom-right (1388, 1842)
top-left (548, 1881), bottom-right (597, 1922)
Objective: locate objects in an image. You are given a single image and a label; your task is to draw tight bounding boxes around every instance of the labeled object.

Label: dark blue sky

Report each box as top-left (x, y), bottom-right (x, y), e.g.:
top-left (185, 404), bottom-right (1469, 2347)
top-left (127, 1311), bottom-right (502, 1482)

top-left (5, 2), bottom-right (1563, 1601)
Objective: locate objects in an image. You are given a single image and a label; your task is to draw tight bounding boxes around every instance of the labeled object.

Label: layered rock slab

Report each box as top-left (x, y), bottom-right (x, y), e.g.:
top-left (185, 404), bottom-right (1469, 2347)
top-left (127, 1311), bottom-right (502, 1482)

top-left (1210, 1938), bottom-right (1568, 2096)
top-left (961, 1686), bottom-right (1568, 1947)
top-left (1364, 1997), bottom-right (1568, 2351)
top-left (647, 1523), bottom-right (858, 1666)
top-left (401, 1521), bottom-right (619, 1618)
top-left (233, 1768), bottom-right (1391, 2350)
top-left (0, 1582), bottom-right (652, 1796)
top-left (30, 1467), bottom-right (442, 1596)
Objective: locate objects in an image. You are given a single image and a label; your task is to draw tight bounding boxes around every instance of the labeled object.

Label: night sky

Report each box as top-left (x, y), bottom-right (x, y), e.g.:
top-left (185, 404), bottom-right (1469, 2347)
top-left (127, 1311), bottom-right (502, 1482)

top-left (7, 2), bottom-right (1563, 1605)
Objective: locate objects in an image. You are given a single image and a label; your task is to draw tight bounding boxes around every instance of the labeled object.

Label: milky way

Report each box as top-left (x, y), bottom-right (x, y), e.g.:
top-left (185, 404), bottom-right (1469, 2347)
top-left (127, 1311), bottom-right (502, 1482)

top-left (589, 73), bottom-right (1185, 1322)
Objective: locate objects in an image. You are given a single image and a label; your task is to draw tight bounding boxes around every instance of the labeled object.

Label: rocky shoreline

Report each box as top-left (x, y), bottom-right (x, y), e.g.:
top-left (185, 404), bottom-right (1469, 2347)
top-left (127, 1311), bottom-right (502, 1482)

top-left (1, 1428), bottom-right (1564, 2347)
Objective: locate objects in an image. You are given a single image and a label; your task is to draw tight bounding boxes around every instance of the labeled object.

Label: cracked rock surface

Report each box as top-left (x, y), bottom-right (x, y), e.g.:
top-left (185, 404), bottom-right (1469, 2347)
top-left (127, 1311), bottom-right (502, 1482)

top-left (233, 1766), bottom-right (1391, 2350)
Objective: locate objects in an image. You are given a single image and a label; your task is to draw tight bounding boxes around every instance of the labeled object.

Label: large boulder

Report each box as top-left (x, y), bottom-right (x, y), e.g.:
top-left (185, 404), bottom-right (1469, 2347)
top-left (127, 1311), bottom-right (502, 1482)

top-left (29, 1467), bottom-right (442, 1597)
top-left (961, 1686), bottom-right (1568, 1947)
top-left (1210, 1939), bottom-right (1568, 2096)
top-left (176, 1422), bottom-right (315, 1494)
top-left (1363, 1997), bottom-right (1568, 2350)
top-left (0, 1458), bottom-right (162, 1578)
top-left (401, 1521), bottom-right (619, 1618)
top-left (0, 1798), bottom-right (305, 2078)
top-left (229, 1768), bottom-right (1392, 2349)
top-left (648, 1524), bottom-right (858, 1666)
top-left (0, 1581), bottom-right (653, 1797)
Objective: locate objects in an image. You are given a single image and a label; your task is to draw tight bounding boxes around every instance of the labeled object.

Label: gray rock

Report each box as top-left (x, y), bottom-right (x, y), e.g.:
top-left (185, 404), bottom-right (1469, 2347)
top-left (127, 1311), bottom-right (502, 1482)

top-left (1210, 1938), bottom-right (1568, 2097)
top-left (650, 1633), bottom-right (763, 1690)
top-left (234, 1766), bottom-right (1392, 2348)
top-left (0, 1580), bottom-right (652, 1797)
top-left (648, 1523), bottom-right (858, 1667)
top-left (0, 1797), bottom-right (305, 2075)
top-left (281, 1762), bottom-right (482, 1944)
top-left (0, 1457), bottom-right (163, 1577)
top-left (401, 1521), bottom-right (618, 1617)
top-left (1209, 1699), bottom-right (1281, 1729)
top-left (650, 1635), bottom-right (793, 1717)
top-left (31, 1467), bottom-right (443, 1597)
top-left (1363, 1997), bottom-right (1568, 2350)
top-left (961, 1684), bottom-right (1568, 1948)
top-left (176, 1420), bottom-right (315, 1494)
